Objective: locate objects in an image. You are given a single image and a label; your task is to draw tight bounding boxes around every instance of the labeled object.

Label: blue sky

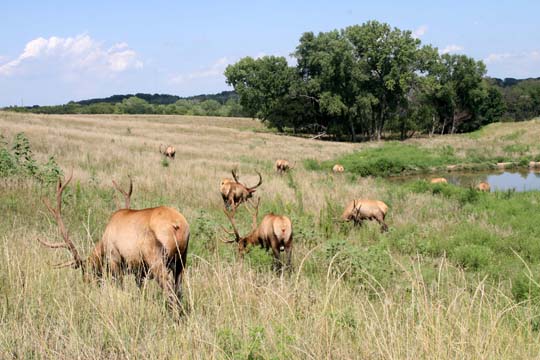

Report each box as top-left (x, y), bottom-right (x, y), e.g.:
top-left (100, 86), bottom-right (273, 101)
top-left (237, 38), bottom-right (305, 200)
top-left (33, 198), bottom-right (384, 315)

top-left (1, 0), bottom-right (539, 106)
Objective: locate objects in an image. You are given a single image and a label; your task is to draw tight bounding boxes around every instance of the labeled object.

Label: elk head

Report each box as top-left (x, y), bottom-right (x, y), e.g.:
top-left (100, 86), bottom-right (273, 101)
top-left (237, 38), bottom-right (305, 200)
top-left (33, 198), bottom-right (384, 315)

top-left (220, 198), bottom-right (260, 254)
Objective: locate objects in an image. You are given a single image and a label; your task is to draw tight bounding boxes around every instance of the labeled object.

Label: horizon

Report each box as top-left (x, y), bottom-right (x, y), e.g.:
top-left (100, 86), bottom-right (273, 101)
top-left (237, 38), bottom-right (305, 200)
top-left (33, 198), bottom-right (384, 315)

top-left (1, 0), bottom-right (539, 107)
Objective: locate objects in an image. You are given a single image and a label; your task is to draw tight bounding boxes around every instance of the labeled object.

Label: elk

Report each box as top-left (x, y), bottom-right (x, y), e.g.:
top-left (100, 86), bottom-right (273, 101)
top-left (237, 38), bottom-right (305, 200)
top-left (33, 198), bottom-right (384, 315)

top-left (220, 169), bottom-right (262, 208)
top-left (221, 198), bottom-right (293, 270)
top-left (159, 144), bottom-right (176, 159)
top-left (430, 177), bottom-right (448, 184)
top-left (38, 173), bottom-right (190, 308)
top-left (476, 181), bottom-right (490, 192)
top-left (332, 164), bottom-right (345, 173)
top-left (275, 159), bottom-right (295, 174)
top-left (341, 199), bottom-right (389, 232)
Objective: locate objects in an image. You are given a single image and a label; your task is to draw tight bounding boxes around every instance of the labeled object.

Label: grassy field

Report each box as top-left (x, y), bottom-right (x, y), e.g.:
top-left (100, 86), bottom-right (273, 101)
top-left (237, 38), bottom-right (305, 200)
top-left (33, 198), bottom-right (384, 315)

top-left (2, 111), bottom-right (540, 359)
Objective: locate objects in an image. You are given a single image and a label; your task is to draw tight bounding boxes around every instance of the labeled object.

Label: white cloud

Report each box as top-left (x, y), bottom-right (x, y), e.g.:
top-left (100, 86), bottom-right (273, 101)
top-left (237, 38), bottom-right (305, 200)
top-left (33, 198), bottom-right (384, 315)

top-left (440, 44), bottom-right (464, 54)
top-left (484, 50), bottom-right (540, 78)
top-left (412, 25), bottom-right (428, 39)
top-left (0, 34), bottom-right (143, 77)
top-left (170, 57), bottom-right (231, 84)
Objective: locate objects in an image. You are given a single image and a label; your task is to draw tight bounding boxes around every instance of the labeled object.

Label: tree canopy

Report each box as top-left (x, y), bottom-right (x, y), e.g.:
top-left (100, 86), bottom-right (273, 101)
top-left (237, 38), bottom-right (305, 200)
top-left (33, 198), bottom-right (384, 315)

top-left (225, 20), bottom-right (507, 141)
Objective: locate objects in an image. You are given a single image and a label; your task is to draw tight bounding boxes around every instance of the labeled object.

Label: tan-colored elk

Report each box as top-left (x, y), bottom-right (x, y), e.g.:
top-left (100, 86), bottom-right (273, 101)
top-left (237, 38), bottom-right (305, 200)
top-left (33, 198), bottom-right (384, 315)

top-left (221, 198), bottom-right (293, 270)
top-left (341, 199), bottom-right (389, 232)
top-left (275, 159), bottom-right (295, 174)
top-left (332, 164), bottom-right (345, 173)
top-left (430, 177), bottom-right (448, 184)
top-left (159, 144), bottom-right (176, 159)
top-left (220, 169), bottom-right (262, 208)
top-left (38, 173), bottom-right (190, 307)
top-left (476, 181), bottom-right (490, 192)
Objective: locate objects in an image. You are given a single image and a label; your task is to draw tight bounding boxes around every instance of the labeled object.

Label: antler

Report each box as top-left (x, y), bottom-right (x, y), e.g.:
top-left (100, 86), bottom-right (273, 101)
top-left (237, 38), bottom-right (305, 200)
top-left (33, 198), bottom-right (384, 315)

top-left (38, 170), bottom-right (85, 271)
top-left (231, 169), bottom-right (241, 183)
top-left (245, 197), bottom-right (260, 231)
top-left (247, 171), bottom-right (263, 190)
top-left (289, 161), bottom-right (297, 170)
top-left (112, 176), bottom-right (133, 209)
top-left (221, 203), bottom-right (241, 243)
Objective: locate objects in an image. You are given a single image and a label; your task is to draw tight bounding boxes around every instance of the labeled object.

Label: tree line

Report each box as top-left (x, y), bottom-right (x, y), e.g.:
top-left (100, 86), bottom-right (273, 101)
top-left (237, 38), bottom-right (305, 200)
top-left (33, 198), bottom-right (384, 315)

top-left (224, 20), bottom-right (510, 141)
top-left (5, 92), bottom-right (247, 117)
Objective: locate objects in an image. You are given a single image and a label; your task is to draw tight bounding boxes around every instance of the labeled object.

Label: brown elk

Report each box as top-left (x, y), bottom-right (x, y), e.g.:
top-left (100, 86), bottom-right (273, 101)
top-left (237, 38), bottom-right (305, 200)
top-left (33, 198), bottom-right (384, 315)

top-left (159, 144), bottom-right (176, 159)
top-left (38, 173), bottom-right (190, 307)
top-left (341, 199), bottom-right (389, 232)
top-left (221, 198), bottom-right (293, 270)
top-left (476, 181), bottom-right (490, 192)
top-left (430, 177), bottom-right (448, 184)
top-left (220, 169), bottom-right (262, 208)
top-left (275, 159), bottom-right (295, 174)
top-left (332, 164), bottom-right (345, 173)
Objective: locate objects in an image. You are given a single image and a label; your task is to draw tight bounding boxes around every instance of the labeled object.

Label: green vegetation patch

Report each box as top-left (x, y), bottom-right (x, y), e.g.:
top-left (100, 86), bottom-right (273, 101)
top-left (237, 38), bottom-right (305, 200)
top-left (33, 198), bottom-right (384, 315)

top-left (310, 143), bottom-right (459, 177)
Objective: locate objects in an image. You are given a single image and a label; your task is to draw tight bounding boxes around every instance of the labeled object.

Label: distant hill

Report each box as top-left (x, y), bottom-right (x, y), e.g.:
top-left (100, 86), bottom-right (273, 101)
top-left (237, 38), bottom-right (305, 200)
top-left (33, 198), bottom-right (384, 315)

top-left (489, 77), bottom-right (540, 87)
top-left (73, 90), bottom-right (238, 106)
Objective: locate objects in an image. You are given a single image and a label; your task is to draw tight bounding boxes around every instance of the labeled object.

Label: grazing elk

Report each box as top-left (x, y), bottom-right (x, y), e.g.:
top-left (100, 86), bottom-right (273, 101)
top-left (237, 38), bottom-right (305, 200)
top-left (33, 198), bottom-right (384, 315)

top-left (332, 164), bottom-right (345, 173)
top-left (38, 173), bottom-right (190, 308)
top-left (221, 198), bottom-right (293, 271)
top-left (159, 144), bottom-right (176, 159)
top-left (275, 159), bottom-right (295, 174)
top-left (220, 169), bottom-right (262, 208)
top-left (476, 181), bottom-right (490, 192)
top-left (341, 199), bottom-right (389, 232)
top-left (430, 177), bottom-right (448, 184)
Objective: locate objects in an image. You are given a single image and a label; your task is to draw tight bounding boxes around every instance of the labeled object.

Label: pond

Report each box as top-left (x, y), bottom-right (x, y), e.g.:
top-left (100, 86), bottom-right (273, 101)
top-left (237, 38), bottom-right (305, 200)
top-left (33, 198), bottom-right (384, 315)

top-left (389, 169), bottom-right (540, 192)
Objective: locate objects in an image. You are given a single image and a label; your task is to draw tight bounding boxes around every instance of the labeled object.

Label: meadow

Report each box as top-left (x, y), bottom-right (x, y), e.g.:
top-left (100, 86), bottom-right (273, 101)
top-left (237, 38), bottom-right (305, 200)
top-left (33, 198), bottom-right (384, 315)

top-left (2, 111), bottom-right (540, 359)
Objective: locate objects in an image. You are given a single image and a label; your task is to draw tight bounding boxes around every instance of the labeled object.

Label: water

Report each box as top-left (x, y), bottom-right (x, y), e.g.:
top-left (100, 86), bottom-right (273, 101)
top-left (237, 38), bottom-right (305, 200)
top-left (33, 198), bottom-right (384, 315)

top-left (389, 169), bottom-right (540, 192)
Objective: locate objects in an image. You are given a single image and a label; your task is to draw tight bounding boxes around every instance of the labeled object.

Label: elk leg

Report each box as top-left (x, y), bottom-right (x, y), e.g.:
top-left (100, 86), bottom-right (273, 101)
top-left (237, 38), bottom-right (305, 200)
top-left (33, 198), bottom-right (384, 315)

top-left (173, 245), bottom-right (188, 300)
top-left (271, 246), bottom-right (282, 271)
top-left (285, 241), bottom-right (293, 270)
top-left (108, 259), bottom-right (124, 288)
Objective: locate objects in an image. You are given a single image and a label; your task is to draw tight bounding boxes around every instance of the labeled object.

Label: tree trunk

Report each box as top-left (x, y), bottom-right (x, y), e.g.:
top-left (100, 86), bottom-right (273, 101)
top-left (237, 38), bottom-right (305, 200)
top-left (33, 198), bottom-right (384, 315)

top-left (349, 117), bottom-right (356, 142)
top-left (451, 111), bottom-right (457, 134)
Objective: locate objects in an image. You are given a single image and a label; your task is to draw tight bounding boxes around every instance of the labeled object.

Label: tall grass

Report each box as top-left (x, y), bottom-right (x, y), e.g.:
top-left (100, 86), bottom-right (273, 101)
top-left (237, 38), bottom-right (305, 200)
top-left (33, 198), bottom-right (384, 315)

top-left (2, 112), bottom-right (540, 358)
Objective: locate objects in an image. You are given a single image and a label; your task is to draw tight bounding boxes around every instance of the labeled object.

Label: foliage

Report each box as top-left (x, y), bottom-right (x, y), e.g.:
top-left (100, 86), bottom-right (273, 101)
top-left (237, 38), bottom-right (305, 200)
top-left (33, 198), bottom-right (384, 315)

top-left (4, 92), bottom-right (248, 118)
top-left (320, 143), bottom-right (458, 176)
top-left (0, 132), bottom-right (62, 183)
top-left (225, 20), bottom-right (505, 141)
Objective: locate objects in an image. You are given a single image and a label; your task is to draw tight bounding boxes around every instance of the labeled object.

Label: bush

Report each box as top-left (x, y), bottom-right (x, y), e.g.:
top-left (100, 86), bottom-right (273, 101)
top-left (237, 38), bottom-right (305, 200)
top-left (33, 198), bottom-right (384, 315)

top-left (451, 244), bottom-right (493, 271)
top-left (0, 132), bottom-right (62, 183)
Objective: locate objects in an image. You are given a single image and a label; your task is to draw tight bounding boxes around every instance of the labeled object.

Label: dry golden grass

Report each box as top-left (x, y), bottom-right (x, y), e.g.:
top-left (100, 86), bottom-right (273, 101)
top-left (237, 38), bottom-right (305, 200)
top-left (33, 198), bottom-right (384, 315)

top-left (2, 112), bottom-right (540, 359)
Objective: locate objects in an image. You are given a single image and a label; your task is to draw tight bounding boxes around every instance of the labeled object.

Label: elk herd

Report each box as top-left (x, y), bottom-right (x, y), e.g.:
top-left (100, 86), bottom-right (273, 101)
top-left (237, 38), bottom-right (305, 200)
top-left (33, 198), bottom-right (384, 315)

top-left (37, 148), bottom-right (492, 310)
top-left (37, 151), bottom-right (381, 310)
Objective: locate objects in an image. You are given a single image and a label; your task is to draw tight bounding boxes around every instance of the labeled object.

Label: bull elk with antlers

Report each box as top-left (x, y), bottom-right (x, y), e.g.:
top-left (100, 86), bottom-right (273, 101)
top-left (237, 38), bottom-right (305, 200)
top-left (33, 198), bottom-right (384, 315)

top-left (220, 169), bottom-right (262, 208)
top-left (275, 159), bottom-right (295, 174)
top-left (38, 173), bottom-right (190, 307)
top-left (341, 199), bottom-right (389, 232)
top-left (221, 198), bottom-right (293, 271)
top-left (159, 144), bottom-right (176, 159)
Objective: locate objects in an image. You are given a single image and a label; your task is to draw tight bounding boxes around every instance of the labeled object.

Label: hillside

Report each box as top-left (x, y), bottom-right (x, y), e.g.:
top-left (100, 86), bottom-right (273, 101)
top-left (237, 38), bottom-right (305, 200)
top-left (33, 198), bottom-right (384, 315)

top-left (2, 112), bottom-right (540, 358)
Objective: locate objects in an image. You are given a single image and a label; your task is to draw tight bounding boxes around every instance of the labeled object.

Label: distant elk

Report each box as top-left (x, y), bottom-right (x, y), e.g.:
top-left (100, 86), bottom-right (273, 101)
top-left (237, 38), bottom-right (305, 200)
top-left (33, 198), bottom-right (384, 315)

top-left (159, 144), bottom-right (176, 159)
top-left (341, 199), bottom-right (389, 232)
top-left (476, 181), bottom-right (490, 192)
top-left (430, 177), bottom-right (448, 184)
top-left (220, 169), bottom-right (262, 208)
top-left (275, 159), bottom-right (295, 174)
top-left (37, 173), bottom-right (190, 308)
top-left (221, 198), bottom-right (293, 270)
top-left (332, 164), bottom-right (345, 173)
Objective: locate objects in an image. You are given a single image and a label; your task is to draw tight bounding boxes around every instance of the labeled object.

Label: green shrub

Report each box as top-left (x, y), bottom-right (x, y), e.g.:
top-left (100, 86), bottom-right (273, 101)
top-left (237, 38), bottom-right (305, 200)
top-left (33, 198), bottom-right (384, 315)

top-left (451, 244), bottom-right (493, 271)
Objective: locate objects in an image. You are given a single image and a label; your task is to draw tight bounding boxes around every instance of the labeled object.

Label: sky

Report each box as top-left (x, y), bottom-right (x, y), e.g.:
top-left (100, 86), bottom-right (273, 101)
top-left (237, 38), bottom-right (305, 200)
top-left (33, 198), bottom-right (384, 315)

top-left (1, 0), bottom-right (539, 106)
